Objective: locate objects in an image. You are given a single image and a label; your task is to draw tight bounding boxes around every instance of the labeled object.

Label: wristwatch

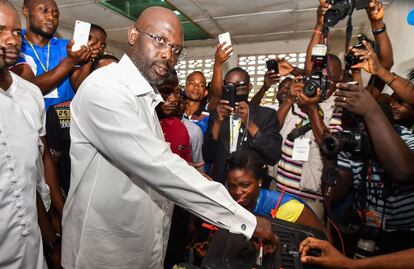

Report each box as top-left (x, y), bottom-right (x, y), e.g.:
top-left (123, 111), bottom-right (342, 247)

top-left (372, 24), bottom-right (386, 36)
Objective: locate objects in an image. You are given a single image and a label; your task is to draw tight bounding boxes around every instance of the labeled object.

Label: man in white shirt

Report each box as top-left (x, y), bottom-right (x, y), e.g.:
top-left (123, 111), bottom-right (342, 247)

top-left (62, 6), bottom-right (276, 269)
top-left (0, 3), bottom-right (45, 267)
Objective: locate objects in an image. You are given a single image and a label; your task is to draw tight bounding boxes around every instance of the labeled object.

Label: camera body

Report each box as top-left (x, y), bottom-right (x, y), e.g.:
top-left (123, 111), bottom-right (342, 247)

top-left (325, 0), bottom-right (370, 27)
top-left (321, 112), bottom-right (372, 159)
top-left (303, 45), bottom-right (330, 100)
top-left (345, 34), bottom-right (379, 68)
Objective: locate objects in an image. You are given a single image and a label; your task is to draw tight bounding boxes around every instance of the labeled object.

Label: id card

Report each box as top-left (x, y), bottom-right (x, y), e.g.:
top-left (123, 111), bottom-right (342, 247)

top-left (292, 138), bottom-right (311, 161)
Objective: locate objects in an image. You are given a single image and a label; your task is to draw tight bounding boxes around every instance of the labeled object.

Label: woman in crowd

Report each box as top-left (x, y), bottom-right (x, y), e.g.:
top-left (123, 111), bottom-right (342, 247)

top-left (226, 149), bottom-right (330, 239)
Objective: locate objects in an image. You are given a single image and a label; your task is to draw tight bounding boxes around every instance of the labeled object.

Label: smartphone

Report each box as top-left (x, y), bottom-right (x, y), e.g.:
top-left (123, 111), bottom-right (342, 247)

top-left (266, 59), bottom-right (279, 74)
top-left (218, 32), bottom-right (232, 50)
top-left (72, 20), bottom-right (91, 51)
top-left (222, 84), bottom-right (236, 108)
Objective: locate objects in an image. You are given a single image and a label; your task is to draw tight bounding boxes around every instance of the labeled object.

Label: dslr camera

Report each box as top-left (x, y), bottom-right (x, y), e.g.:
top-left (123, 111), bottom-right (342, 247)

top-left (303, 44), bottom-right (330, 100)
top-left (324, 0), bottom-right (370, 27)
top-left (321, 111), bottom-right (372, 160)
top-left (345, 33), bottom-right (379, 68)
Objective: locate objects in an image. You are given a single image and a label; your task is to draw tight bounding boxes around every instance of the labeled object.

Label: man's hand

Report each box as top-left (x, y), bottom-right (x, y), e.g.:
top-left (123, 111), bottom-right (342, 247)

top-left (316, 0), bottom-right (331, 26)
top-left (367, 0), bottom-right (384, 22)
top-left (334, 82), bottom-right (379, 117)
top-left (351, 40), bottom-right (384, 75)
top-left (214, 43), bottom-right (233, 65)
top-left (237, 101), bottom-right (249, 125)
top-left (252, 216), bottom-right (279, 255)
top-left (263, 70), bottom-right (280, 89)
top-left (299, 237), bottom-right (354, 269)
top-left (66, 40), bottom-right (92, 65)
top-left (88, 36), bottom-right (104, 59)
top-left (215, 100), bottom-right (233, 122)
top-left (298, 88), bottom-right (322, 113)
top-left (277, 58), bottom-right (294, 76)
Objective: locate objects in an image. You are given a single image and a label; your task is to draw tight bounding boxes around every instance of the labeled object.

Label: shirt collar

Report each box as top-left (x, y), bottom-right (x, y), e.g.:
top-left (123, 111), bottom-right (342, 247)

top-left (117, 54), bottom-right (163, 104)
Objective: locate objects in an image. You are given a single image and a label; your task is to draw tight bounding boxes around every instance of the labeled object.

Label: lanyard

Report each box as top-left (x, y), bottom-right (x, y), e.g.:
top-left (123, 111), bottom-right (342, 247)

top-left (229, 115), bottom-right (241, 148)
top-left (24, 35), bottom-right (50, 72)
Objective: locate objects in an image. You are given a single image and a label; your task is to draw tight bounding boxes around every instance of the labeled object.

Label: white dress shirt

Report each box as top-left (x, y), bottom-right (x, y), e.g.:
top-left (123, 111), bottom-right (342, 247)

top-left (2, 72), bottom-right (51, 211)
top-left (0, 92), bottom-right (46, 269)
top-left (62, 55), bottom-right (257, 269)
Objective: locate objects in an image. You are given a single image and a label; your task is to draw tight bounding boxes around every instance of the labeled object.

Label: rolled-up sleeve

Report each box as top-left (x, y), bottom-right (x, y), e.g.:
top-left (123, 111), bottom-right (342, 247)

top-left (73, 83), bottom-right (257, 239)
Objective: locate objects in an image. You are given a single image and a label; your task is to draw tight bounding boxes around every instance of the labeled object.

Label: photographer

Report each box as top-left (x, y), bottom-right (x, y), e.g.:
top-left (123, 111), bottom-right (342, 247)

top-left (329, 82), bottom-right (414, 255)
top-left (202, 67), bottom-right (282, 185)
top-left (271, 52), bottom-right (343, 220)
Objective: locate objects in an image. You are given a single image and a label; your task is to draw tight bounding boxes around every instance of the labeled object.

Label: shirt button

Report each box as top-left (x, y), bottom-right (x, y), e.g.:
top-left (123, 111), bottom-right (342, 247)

top-left (9, 167), bottom-right (14, 172)
top-left (2, 142), bottom-right (6, 146)
top-left (11, 178), bottom-right (17, 183)
top-left (19, 220), bottom-right (26, 226)
top-left (18, 212), bottom-right (24, 217)
top-left (241, 224), bottom-right (246, 231)
top-left (15, 192), bottom-right (20, 198)
top-left (16, 203), bottom-right (22, 209)
top-left (21, 230), bottom-right (30, 236)
top-left (6, 154), bottom-right (11, 158)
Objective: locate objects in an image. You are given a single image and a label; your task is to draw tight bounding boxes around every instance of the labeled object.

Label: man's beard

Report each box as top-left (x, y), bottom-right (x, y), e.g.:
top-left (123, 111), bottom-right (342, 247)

top-left (133, 47), bottom-right (172, 86)
top-left (30, 24), bottom-right (56, 39)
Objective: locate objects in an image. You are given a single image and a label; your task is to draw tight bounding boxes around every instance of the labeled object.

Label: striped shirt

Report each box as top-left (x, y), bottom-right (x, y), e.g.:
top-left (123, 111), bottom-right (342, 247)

top-left (273, 95), bottom-right (340, 200)
top-left (337, 125), bottom-right (414, 232)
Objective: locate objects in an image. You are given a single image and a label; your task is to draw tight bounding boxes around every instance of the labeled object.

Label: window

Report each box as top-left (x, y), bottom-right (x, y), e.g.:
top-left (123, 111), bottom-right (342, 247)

top-left (238, 52), bottom-right (306, 104)
top-left (176, 57), bottom-right (214, 86)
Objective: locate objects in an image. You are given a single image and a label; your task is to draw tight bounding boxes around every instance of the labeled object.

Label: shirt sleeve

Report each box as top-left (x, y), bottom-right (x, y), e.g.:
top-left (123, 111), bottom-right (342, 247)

top-left (73, 83), bottom-right (257, 239)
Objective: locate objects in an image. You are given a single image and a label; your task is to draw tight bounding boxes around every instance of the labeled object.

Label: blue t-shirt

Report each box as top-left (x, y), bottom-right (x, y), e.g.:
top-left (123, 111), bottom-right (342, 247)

top-left (17, 30), bottom-right (74, 110)
top-left (253, 189), bottom-right (306, 223)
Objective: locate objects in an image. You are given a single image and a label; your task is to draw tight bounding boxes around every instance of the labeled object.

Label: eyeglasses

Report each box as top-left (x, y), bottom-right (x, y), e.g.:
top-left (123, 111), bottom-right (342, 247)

top-left (134, 27), bottom-right (186, 60)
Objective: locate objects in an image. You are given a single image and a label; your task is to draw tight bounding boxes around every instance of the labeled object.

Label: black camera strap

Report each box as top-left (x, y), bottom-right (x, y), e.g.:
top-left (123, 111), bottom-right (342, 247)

top-left (287, 122), bottom-right (312, 142)
top-left (345, 12), bottom-right (354, 54)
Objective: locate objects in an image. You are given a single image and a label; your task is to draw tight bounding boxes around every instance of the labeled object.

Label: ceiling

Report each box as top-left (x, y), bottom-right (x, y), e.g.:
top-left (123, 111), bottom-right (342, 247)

top-left (9, 0), bottom-right (394, 50)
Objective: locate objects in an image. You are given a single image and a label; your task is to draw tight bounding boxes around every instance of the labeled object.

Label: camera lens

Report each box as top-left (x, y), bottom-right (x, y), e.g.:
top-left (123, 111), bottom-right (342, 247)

top-left (321, 135), bottom-right (340, 156)
top-left (303, 80), bottom-right (319, 97)
top-left (345, 52), bottom-right (360, 67)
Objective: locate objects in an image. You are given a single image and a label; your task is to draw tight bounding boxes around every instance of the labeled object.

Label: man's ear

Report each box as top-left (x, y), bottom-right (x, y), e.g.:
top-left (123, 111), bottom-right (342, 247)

top-left (203, 89), bottom-right (208, 98)
top-left (248, 83), bottom-right (253, 91)
top-left (22, 6), bottom-right (29, 18)
top-left (128, 26), bottom-right (138, 46)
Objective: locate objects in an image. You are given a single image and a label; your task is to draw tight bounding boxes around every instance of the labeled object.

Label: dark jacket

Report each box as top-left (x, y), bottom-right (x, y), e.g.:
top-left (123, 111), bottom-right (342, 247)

top-left (203, 104), bottom-right (282, 184)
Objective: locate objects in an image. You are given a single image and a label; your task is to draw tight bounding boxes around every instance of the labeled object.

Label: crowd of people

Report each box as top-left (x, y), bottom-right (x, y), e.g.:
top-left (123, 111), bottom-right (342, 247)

top-left (1, 0), bottom-right (414, 268)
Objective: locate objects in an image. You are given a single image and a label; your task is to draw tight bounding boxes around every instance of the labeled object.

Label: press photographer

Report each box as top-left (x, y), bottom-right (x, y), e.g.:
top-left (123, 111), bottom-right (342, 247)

top-left (323, 82), bottom-right (414, 257)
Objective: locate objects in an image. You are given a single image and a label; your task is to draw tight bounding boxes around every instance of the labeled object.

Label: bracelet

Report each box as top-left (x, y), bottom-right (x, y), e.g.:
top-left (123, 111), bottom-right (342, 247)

top-left (314, 29), bottom-right (322, 35)
top-left (372, 24), bottom-right (386, 36)
top-left (387, 72), bottom-right (397, 86)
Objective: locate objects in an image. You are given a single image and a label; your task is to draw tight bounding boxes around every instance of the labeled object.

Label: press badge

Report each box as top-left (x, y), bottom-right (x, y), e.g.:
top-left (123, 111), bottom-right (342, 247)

top-left (292, 138), bottom-right (311, 161)
top-left (44, 88), bottom-right (59, 98)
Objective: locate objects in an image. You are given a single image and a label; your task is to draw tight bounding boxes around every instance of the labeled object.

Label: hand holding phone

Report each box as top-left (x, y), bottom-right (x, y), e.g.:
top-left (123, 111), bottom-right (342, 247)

top-left (222, 84), bottom-right (236, 108)
top-left (266, 59), bottom-right (279, 74)
top-left (72, 20), bottom-right (91, 52)
top-left (218, 32), bottom-right (232, 53)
